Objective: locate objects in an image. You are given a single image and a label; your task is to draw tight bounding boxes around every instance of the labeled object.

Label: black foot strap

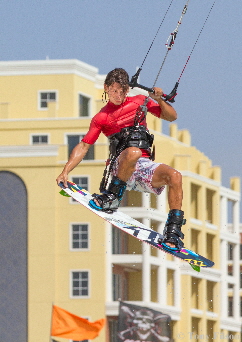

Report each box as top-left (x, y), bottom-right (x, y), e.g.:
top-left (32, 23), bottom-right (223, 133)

top-left (162, 209), bottom-right (186, 250)
top-left (89, 176), bottom-right (126, 214)
top-left (89, 192), bottom-right (120, 213)
top-left (163, 224), bottom-right (185, 250)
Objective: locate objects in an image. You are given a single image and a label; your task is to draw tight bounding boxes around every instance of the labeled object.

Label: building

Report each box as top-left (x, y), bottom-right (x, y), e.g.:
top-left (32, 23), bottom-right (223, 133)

top-left (0, 59), bottom-right (241, 342)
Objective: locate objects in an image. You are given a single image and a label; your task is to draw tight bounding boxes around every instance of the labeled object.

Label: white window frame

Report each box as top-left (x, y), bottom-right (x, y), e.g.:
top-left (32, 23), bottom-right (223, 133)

top-left (70, 270), bottom-right (90, 299)
top-left (30, 133), bottom-right (50, 145)
top-left (38, 90), bottom-right (58, 111)
top-left (78, 91), bottom-right (92, 117)
top-left (69, 223), bottom-right (90, 251)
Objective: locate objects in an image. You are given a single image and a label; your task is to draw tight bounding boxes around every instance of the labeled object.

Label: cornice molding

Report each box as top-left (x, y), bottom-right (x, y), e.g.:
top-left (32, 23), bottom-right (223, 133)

top-left (0, 59), bottom-right (100, 82)
top-left (0, 145), bottom-right (59, 158)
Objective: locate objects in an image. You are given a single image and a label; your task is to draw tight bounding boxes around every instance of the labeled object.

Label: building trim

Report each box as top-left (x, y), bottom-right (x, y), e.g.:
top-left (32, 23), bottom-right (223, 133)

top-left (180, 264), bottom-right (221, 282)
top-left (120, 207), bottom-right (167, 222)
top-left (220, 318), bottom-right (241, 332)
top-left (0, 145), bottom-right (59, 157)
top-left (181, 170), bottom-right (221, 187)
top-left (220, 185), bottom-right (241, 201)
top-left (220, 232), bottom-right (240, 244)
top-left (0, 59), bottom-right (98, 79)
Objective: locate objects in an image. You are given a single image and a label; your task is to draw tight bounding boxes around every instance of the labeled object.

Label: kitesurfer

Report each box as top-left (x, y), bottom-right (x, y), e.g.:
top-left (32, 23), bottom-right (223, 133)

top-left (56, 68), bottom-right (185, 250)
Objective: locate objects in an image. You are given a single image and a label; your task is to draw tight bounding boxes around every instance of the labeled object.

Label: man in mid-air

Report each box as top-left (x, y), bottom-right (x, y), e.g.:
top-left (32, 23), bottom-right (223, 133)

top-left (56, 68), bottom-right (185, 250)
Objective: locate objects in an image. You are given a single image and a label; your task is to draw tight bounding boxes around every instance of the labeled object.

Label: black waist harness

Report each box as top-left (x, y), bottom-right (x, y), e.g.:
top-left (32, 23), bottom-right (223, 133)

top-left (100, 99), bottom-right (154, 193)
top-left (108, 125), bottom-right (154, 156)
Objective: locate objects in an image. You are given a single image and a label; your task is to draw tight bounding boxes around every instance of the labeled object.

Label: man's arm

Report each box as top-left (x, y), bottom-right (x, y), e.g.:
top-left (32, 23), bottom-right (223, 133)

top-left (149, 87), bottom-right (177, 122)
top-left (56, 141), bottom-right (91, 187)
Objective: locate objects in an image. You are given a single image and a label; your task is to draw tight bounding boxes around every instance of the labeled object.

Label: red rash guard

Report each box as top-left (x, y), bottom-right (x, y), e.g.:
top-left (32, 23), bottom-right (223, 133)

top-left (82, 95), bottom-right (162, 157)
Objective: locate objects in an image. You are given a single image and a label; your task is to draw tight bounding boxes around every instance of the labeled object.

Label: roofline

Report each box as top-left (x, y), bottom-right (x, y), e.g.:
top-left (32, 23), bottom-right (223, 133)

top-left (0, 59), bottom-right (149, 94)
top-left (0, 58), bottom-right (102, 81)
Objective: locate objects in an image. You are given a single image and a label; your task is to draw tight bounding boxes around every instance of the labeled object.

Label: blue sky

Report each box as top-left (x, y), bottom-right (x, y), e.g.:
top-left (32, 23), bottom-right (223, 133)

top-left (1, 0), bottom-right (241, 197)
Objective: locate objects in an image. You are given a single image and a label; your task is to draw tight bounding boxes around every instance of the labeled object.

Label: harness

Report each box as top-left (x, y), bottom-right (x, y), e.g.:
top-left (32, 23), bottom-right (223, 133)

top-left (109, 125), bottom-right (154, 156)
top-left (99, 99), bottom-right (154, 193)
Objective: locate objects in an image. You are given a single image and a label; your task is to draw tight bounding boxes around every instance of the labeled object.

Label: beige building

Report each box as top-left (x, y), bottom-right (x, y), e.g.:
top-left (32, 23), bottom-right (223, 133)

top-left (0, 59), bottom-right (240, 342)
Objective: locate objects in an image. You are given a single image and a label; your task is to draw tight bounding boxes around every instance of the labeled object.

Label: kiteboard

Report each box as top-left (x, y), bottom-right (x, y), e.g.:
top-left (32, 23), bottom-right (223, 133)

top-left (59, 181), bottom-right (214, 272)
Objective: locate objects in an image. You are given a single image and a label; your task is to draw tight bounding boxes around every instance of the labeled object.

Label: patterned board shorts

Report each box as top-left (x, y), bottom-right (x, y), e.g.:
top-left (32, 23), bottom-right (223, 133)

top-left (112, 157), bottom-right (165, 195)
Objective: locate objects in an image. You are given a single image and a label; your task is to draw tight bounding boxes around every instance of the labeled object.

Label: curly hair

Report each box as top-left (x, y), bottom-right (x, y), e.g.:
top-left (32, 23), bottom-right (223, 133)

top-left (104, 68), bottom-right (130, 92)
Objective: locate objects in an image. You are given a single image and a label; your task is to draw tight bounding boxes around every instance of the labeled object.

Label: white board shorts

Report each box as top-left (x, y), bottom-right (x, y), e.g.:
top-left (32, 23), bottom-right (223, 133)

top-left (112, 157), bottom-right (165, 195)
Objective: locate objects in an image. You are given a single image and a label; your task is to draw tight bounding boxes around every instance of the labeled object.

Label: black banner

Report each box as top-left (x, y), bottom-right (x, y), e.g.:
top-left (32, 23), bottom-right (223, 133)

top-left (117, 302), bottom-right (171, 342)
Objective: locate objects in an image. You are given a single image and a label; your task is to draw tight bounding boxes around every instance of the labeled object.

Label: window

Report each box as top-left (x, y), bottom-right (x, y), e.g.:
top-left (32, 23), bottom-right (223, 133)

top-left (206, 188), bottom-right (215, 223)
top-left (228, 243), bottom-right (234, 261)
top-left (167, 269), bottom-right (175, 306)
top-left (71, 224), bottom-right (89, 250)
top-left (108, 317), bottom-right (118, 342)
top-left (112, 272), bottom-right (128, 301)
top-left (31, 134), bottom-right (48, 144)
top-left (39, 91), bottom-right (56, 109)
top-left (190, 229), bottom-right (199, 254)
top-left (191, 277), bottom-right (201, 309)
top-left (72, 177), bottom-right (89, 191)
top-left (228, 297), bottom-right (233, 317)
top-left (191, 318), bottom-right (200, 341)
top-left (112, 226), bottom-right (128, 254)
top-left (191, 183), bottom-right (200, 219)
top-left (79, 94), bottom-right (90, 117)
top-left (206, 233), bottom-right (214, 262)
top-left (70, 177), bottom-right (89, 203)
top-left (67, 135), bottom-right (94, 160)
top-left (71, 271), bottom-right (89, 297)
top-left (240, 271), bottom-right (242, 288)
top-left (207, 281), bottom-right (215, 312)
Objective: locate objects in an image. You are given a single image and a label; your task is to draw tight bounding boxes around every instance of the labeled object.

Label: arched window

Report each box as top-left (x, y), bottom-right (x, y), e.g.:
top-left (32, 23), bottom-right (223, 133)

top-left (0, 171), bottom-right (27, 340)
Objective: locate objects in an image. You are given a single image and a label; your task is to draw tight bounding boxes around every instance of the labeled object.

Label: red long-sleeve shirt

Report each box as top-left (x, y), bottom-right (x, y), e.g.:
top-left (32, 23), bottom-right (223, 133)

top-left (82, 95), bottom-right (162, 157)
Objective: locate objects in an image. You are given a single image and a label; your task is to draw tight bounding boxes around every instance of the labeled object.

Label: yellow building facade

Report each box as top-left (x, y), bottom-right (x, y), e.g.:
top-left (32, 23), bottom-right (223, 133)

top-left (0, 59), bottom-right (240, 342)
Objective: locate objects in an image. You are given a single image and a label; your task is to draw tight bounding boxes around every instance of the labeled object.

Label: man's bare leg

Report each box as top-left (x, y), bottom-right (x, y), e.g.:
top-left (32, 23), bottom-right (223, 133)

top-left (116, 147), bottom-right (142, 181)
top-left (151, 164), bottom-right (183, 209)
top-left (152, 164), bottom-right (184, 249)
top-left (93, 147), bottom-right (142, 208)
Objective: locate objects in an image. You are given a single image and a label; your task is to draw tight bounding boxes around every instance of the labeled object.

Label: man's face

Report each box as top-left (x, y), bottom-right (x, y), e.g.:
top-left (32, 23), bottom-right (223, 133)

top-left (104, 82), bottom-right (128, 105)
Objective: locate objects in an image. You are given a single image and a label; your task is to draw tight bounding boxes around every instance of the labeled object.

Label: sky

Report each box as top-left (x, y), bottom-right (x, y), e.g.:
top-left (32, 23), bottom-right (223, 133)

top-left (0, 0), bottom-right (241, 199)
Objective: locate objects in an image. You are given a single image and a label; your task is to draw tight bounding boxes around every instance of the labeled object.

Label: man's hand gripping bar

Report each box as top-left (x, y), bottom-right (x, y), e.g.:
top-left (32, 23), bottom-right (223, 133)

top-left (129, 68), bottom-right (179, 103)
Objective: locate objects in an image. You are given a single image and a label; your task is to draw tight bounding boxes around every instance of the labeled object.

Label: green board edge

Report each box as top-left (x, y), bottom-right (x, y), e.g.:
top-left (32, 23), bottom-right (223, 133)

top-left (190, 264), bottom-right (201, 272)
top-left (59, 190), bottom-right (71, 197)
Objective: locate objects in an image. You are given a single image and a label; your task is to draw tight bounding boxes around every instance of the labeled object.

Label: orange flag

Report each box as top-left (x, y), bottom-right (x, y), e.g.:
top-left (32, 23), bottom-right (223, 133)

top-left (51, 305), bottom-right (105, 340)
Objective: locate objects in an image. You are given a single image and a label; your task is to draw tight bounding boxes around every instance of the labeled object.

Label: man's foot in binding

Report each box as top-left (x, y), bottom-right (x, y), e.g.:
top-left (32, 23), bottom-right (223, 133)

top-left (160, 209), bottom-right (186, 251)
top-left (89, 176), bottom-right (127, 214)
